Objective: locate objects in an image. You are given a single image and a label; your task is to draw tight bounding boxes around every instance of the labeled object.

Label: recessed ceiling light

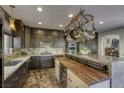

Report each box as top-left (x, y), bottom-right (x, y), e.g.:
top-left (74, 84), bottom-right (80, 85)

top-left (99, 21), bottom-right (104, 24)
top-left (37, 7), bottom-right (43, 12)
top-left (38, 22), bottom-right (42, 25)
top-left (59, 24), bottom-right (63, 27)
top-left (69, 14), bottom-right (74, 18)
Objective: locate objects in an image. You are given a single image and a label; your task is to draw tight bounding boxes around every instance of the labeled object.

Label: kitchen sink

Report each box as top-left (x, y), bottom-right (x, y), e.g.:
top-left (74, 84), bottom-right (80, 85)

top-left (4, 60), bottom-right (22, 66)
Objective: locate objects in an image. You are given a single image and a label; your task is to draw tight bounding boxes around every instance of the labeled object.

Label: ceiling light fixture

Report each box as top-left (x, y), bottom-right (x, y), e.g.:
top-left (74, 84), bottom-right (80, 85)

top-left (69, 14), bottom-right (74, 18)
top-left (59, 24), bottom-right (63, 27)
top-left (37, 7), bottom-right (43, 12)
top-left (38, 22), bottom-right (42, 25)
top-left (99, 21), bottom-right (104, 24)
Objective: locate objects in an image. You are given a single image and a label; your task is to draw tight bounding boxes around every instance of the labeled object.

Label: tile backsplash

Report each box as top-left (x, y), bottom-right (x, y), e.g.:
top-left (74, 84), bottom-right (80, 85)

top-left (4, 48), bottom-right (64, 63)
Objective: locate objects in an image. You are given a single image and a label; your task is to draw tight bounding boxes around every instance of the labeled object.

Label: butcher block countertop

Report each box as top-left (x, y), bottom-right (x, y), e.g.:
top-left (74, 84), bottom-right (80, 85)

top-left (56, 57), bottom-right (110, 86)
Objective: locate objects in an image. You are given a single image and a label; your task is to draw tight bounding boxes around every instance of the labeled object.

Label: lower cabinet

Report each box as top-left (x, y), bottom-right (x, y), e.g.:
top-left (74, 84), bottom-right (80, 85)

top-left (55, 59), bottom-right (60, 82)
top-left (18, 62), bottom-right (28, 87)
top-left (30, 56), bottom-right (54, 69)
top-left (41, 56), bottom-right (54, 69)
top-left (30, 56), bottom-right (41, 69)
top-left (0, 58), bottom-right (2, 88)
top-left (4, 62), bottom-right (28, 88)
top-left (67, 69), bottom-right (110, 88)
top-left (67, 69), bottom-right (88, 88)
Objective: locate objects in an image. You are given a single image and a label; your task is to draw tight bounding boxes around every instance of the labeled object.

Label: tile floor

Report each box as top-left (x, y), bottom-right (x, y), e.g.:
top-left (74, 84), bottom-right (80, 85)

top-left (23, 68), bottom-right (60, 88)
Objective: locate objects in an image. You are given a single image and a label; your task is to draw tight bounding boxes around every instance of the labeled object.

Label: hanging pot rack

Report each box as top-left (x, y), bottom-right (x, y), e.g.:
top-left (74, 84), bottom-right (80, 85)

top-left (65, 9), bottom-right (94, 29)
top-left (64, 9), bottom-right (96, 42)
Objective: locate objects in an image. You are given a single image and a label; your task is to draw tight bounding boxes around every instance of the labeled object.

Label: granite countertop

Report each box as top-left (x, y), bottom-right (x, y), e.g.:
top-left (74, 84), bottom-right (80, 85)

top-left (56, 57), bottom-right (110, 86)
top-left (4, 54), bottom-right (63, 81)
top-left (66, 53), bottom-right (124, 65)
top-left (4, 56), bottom-right (31, 81)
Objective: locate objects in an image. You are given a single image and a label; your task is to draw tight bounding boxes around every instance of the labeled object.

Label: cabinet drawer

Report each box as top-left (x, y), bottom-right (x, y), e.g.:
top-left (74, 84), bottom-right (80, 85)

top-left (67, 70), bottom-right (88, 88)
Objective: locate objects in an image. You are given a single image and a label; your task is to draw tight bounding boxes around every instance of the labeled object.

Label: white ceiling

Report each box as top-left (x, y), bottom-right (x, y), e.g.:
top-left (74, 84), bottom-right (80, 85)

top-left (1, 5), bottom-right (124, 32)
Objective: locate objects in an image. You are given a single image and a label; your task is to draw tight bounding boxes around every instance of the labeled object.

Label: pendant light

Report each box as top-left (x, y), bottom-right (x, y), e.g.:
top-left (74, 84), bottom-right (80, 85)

top-left (9, 5), bottom-right (16, 31)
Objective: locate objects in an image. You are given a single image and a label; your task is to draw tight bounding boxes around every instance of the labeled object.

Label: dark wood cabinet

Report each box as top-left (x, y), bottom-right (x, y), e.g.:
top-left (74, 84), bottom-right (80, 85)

top-left (31, 35), bottom-right (41, 48)
top-left (30, 28), bottom-right (64, 48)
top-left (4, 67), bottom-right (20, 88)
top-left (24, 26), bottom-right (31, 48)
top-left (41, 56), bottom-right (54, 69)
top-left (4, 62), bottom-right (28, 88)
top-left (30, 56), bottom-right (41, 69)
top-left (30, 56), bottom-right (54, 69)
top-left (4, 74), bottom-right (19, 88)
top-left (18, 62), bottom-right (28, 87)
top-left (13, 20), bottom-right (25, 48)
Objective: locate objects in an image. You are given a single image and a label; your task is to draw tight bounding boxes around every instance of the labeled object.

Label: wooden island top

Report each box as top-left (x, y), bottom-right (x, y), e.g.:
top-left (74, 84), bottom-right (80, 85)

top-left (56, 57), bottom-right (110, 86)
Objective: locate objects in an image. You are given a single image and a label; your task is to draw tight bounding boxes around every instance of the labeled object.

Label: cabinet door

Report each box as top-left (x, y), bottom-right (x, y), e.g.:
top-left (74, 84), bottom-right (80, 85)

top-left (41, 56), bottom-right (53, 69)
top-left (13, 20), bottom-right (25, 48)
top-left (4, 62), bottom-right (29, 88)
top-left (4, 69), bottom-right (20, 88)
top-left (42, 34), bottom-right (52, 42)
top-left (25, 26), bottom-right (31, 48)
top-left (31, 56), bottom-right (40, 69)
top-left (52, 35), bottom-right (58, 48)
top-left (18, 62), bottom-right (28, 87)
top-left (31, 35), bottom-right (41, 48)
top-left (0, 58), bottom-right (2, 88)
top-left (67, 70), bottom-right (88, 88)
top-left (20, 23), bottom-right (25, 48)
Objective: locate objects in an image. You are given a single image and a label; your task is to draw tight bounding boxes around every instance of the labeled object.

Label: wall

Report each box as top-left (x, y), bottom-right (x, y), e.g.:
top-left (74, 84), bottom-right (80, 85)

top-left (102, 34), bottom-right (119, 48)
top-left (98, 27), bottom-right (124, 57)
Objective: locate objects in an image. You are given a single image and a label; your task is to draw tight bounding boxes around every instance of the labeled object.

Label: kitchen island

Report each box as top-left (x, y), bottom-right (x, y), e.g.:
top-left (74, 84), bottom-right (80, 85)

top-left (55, 57), bottom-right (110, 88)
top-left (65, 53), bottom-right (124, 88)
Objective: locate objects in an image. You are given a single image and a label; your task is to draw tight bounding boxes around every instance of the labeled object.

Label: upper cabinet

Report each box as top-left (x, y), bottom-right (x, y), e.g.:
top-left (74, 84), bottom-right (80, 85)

top-left (52, 31), bottom-right (65, 48)
top-left (2, 9), bottom-right (12, 36)
top-left (31, 34), bottom-right (41, 48)
top-left (24, 26), bottom-right (31, 48)
top-left (30, 28), bottom-right (64, 48)
top-left (13, 19), bottom-right (25, 48)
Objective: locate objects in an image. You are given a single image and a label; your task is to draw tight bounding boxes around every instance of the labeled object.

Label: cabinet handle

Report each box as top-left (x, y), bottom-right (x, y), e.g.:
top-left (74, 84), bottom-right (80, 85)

top-left (68, 78), bottom-right (72, 82)
top-left (13, 77), bottom-right (19, 81)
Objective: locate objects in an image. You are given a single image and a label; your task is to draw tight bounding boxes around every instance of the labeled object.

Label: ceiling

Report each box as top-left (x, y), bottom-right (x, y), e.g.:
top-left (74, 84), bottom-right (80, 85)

top-left (1, 5), bottom-right (124, 32)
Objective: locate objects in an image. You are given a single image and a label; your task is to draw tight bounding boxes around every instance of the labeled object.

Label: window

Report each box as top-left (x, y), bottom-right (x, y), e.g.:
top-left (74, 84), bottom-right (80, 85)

top-left (4, 34), bottom-right (12, 55)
